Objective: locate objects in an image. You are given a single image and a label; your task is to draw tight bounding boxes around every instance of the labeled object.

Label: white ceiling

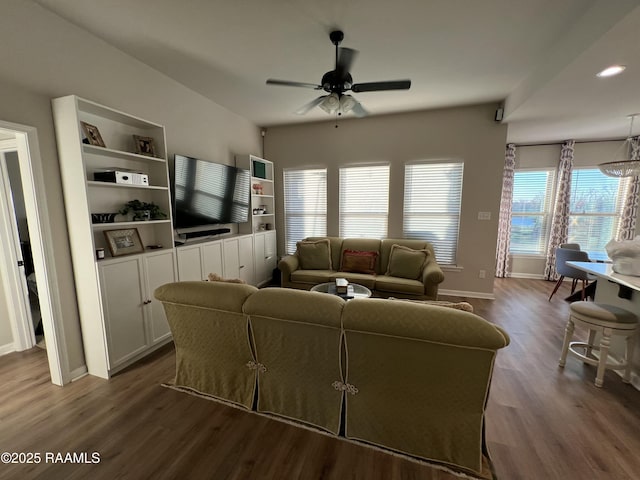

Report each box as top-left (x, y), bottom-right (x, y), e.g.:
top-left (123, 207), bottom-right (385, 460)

top-left (36, 0), bottom-right (640, 144)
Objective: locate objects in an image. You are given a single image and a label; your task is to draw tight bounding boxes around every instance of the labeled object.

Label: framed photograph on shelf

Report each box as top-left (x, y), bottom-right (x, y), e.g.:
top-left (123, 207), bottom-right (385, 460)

top-left (103, 228), bottom-right (144, 257)
top-left (80, 121), bottom-right (106, 147)
top-left (133, 135), bottom-right (157, 157)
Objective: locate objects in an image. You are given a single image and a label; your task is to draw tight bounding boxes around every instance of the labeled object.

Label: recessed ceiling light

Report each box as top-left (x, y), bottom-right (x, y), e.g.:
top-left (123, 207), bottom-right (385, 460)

top-left (596, 65), bottom-right (626, 77)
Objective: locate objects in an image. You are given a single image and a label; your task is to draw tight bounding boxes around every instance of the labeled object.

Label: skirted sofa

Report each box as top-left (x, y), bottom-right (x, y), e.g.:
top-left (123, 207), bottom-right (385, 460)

top-left (154, 280), bottom-right (510, 479)
top-left (279, 237), bottom-right (445, 299)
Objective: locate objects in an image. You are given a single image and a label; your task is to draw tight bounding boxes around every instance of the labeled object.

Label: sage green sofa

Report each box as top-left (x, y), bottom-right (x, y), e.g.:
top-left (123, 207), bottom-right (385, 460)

top-left (155, 280), bottom-right (509, 478)
top-left (279, 237), bottom-right (445, 299)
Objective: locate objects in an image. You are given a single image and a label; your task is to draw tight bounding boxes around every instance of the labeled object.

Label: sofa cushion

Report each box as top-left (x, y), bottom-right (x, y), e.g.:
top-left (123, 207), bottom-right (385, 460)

top-left (329, 272), bottom-right (377, 289)
top-left (385, 244), bottom-right (430, 280)
top-left (375, 275), bottom-right (424, 295)
top-left (296, 239), bottom-right (332, 270)
top-left (339, 249), bottom-right (379, 275)
top-left (379, 239), bottom-right (433, 275)
top-left (291, 269), bottom-right (336, 285)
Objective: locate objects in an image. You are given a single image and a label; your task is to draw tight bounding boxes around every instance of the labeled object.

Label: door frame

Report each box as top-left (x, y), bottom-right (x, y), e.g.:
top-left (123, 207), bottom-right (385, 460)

top-left (0, 143), bottom-right (35, 352)
top-left (0, 121), bottom-right (68, 386)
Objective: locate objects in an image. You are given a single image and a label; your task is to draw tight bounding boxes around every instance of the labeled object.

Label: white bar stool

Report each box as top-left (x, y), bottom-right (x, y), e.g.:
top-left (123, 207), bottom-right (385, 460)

top-left (559, 302), bottom-right (638, 387)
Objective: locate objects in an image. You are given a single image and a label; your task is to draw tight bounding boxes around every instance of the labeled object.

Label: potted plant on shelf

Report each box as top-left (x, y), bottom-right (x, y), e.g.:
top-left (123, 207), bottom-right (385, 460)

top-left (119, 199), bottom-right (167, 221)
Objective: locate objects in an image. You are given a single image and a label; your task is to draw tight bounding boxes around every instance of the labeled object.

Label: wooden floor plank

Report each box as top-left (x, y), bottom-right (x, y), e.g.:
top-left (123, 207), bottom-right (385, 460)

top-left (1, 278), bottom-right (639, 479)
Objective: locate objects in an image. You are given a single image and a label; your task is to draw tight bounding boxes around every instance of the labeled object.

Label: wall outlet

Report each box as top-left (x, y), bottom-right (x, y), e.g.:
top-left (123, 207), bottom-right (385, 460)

top-left (478, 211), bottom-right (491, 220)
top-left (479, 269), bottom-right (486, 279)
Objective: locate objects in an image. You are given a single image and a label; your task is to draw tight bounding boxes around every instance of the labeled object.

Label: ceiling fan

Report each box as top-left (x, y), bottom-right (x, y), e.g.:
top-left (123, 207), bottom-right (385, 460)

top-left (266, 30), bottom-right (411, 118)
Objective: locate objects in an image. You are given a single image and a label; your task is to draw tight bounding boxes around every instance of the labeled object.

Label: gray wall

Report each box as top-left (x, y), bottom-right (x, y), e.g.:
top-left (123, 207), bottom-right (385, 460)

top-left (0, 2), bottom-right (261, 374)
top-left (265, 103), bottom-right (508, 296)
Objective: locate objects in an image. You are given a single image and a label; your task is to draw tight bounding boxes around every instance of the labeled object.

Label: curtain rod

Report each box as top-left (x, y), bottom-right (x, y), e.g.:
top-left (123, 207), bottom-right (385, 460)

top-left (512, 137), bottom-right (628, 148)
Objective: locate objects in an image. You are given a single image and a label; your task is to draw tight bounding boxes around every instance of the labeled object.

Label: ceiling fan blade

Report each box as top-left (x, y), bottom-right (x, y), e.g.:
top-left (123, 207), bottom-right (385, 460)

top-left (351, 100), bottom-right (369, 118)
top-left (351, 80), bottom-right (411, 93)
top-left (266, 79), bottom-right (322, 89)
top-left (336, 47), bottom-right (358, 79)
top-left (294, 95), bottom-right (327, 115)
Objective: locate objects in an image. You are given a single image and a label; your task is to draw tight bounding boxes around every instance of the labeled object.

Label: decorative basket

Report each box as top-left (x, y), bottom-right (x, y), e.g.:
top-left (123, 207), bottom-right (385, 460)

top-left (91, 213), bottom-right (117, 224)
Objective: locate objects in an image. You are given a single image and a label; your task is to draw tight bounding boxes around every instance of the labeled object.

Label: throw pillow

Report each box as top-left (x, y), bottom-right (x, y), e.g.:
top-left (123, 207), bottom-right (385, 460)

top-left (385, 244), bottom-right (430, 280)
top-left (296, 239), bottom-right (332, 270)
top-left (340, 249), bottom-right (378, 274)
top-left (208, 272), bottom-right (246, 284)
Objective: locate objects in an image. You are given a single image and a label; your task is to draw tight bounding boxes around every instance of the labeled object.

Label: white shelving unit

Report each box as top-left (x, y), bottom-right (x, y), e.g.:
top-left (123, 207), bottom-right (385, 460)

top-left (237, 155), bottom-right (275, 234)
top-left (52, 95), bottom-right (176, 379)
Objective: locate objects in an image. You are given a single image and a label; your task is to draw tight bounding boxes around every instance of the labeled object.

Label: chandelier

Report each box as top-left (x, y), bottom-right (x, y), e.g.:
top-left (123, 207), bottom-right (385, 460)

top-left (598, 114), bottom-right (640, 177)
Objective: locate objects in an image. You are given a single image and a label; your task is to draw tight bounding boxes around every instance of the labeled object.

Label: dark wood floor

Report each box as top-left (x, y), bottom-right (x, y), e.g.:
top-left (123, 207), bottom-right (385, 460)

top-left (1, 278), bottom-right (639, 479)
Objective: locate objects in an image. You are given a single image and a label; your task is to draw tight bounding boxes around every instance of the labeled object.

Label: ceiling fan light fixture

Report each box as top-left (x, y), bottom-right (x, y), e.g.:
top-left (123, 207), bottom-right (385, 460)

top-left (319, 93), bottom-right (340, 114)
top-left (339, 94), bottom-right (357, 113)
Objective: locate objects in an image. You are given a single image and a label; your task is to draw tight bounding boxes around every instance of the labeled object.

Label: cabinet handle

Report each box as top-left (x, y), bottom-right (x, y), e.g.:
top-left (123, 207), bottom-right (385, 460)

top-left (239, 265), bottom-right (245, 269)
top-left (143, 300), bottom-right (152, 305)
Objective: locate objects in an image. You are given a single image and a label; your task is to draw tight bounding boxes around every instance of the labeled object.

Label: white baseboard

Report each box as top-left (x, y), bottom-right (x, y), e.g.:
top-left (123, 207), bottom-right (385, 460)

top-left (438, 289), bottom-right (495, 300)
top-left (0, 342), bottom-right (15, 356)
top-left (508, 273), bottom-right (546, 280)
top-left (70, 365), bottom-right (88, 381)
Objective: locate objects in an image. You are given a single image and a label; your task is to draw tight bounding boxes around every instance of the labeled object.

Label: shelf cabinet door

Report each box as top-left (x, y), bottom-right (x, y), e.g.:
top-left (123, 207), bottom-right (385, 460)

top-left (176, 245), bottom-right (204, 281)
top-left (202, 241), bottom-right (224, 279)
top-left (238, 235), bottom-right (255, 285)
top-left (223, 238), bottom-right (241, 279)
top-left (144, 250), bottom-right (176, 345)
top-left (99, 257), bottom-right (148, 368)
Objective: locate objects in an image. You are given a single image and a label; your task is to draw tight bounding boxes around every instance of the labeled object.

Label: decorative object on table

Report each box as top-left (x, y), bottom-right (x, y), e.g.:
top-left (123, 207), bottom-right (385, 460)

top-left (598, 114), bottom-right (640, 177)
top-left (252, 183), bottom-right (263, 195)
top-left (119, 199), bottom-right (167, 221)
top-left (91, 212), bottom-right (117, 224)
top-left (80, 121), bottom-right (106, 147)
top-left (103, 228), bottom-right (144, 257)
top-left (335, 277), bottom-right (349, 295)
top-left (260, 204), bottom-right (268, 214)
top-left (606, 236), bottom-right (640, 276)
top-left (258, 223), bottom-right (266, 231)
top-left (132, 135), bottom-right (157, 157)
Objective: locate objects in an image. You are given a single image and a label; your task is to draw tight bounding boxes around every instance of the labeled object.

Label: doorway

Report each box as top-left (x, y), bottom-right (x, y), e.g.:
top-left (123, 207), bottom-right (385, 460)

top-left (0, 121), bottom-right (67, 386)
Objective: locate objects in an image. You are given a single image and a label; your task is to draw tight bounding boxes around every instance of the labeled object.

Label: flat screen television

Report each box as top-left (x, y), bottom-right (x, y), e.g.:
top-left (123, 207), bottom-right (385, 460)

top-left (172, 154), bottom-right (250, 229)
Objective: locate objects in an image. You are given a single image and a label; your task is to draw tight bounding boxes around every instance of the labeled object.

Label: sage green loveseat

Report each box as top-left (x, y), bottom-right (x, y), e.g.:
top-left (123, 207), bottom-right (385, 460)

top-left (279, 237), bottom-right (445, 299)
top-left (155, 280), bottom-right (509, 478)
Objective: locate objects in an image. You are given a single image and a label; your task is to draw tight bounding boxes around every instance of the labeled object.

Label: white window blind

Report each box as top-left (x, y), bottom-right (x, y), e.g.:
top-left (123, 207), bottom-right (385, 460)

top-left (283, 168), bottom-right (327, 254)
top-left (510, 169), bottom-right (555, 255)
top-left (568, 168), bottom-right (626, 253)
top-left (403, 162), bottom-right (463, 265)
top-left (339, 165), bottom-right (390, 239)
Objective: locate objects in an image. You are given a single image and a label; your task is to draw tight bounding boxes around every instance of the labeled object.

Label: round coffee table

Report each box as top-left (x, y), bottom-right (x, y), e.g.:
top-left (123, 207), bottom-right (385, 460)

top-left (310, 282), bottom-right (372, 299)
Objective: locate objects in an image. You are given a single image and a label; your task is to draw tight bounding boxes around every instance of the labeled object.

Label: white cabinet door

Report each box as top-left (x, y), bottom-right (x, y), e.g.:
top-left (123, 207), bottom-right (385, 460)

top-left (254, 232), bottom-right (267, 286)
top-left (238, 235), bottom-right (255, 285)
top-left (254, 231), bottom-right (277, 286)
top-left (144, 250), bottom-right (176, 344)
top-left (264, 230), bottom-right (277, 275)
top-left (202, 241), bottom-right (224, 279)
top-left (223, 238), bottom-right (241, 279)
top-left (99, 258), bottom-right (148, 368)
top-left (176, 245), bottom-right (203, 281)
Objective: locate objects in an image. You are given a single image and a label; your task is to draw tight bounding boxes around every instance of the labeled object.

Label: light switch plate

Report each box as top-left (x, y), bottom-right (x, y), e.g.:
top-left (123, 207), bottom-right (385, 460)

top-left (478, 211), bottom-right (491, 220)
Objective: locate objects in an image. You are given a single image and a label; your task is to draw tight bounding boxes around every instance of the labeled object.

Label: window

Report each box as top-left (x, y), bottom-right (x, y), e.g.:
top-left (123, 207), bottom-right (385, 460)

top-left (339, 165), bottom-right (390, 238)
top-left (403, 162), bottom-right (464, 265)
top-left (510, 169), bottom-right (556, 255)
top-left (283, 168), bottom-right (327, 254)
top-left (568, 168), bottom-right (626, 253)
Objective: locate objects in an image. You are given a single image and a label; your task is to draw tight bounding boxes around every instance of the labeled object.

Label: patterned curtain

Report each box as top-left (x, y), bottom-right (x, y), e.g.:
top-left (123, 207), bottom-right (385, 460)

top-left (495, 144), bottom-right (516, 277)
top-left (544, 140), bottom-right (575, 280)
top-left (617, 136), bottom-right (640, 240)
